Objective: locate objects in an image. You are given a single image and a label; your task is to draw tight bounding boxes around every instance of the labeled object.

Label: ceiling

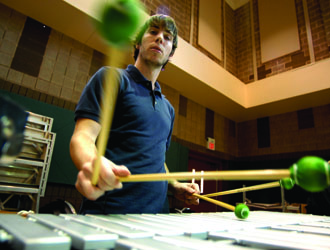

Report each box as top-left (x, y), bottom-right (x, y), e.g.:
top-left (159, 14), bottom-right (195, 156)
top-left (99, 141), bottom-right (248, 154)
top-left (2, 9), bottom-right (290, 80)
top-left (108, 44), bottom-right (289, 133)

top-left (1, 0), bottom-right (330, 122)
top-left (225, 0), bottom-right (249, 10)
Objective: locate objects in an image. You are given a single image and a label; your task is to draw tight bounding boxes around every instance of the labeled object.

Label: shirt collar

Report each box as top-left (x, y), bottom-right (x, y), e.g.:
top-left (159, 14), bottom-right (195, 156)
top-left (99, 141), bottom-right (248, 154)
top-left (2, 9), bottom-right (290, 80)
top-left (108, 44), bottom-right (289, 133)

top-left (126, 65), bottom-right (162, 94)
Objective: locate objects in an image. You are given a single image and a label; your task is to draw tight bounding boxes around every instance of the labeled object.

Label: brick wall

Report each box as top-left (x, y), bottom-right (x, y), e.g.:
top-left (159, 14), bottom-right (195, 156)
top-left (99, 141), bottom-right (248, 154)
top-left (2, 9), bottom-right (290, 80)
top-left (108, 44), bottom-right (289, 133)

top-left (320, 0), bottom-right (330, 47)
top-left (140, 0), bottom-right (192, 43)
top-left (237, 104), bottom-right (330, 158)
top-left (252, 0), bottom-right (329, 81)
top-left (0, 1), bottom-right (329, 162)
top-left (252, 0), bottom-right (310, 80)
top-left (224, 2), bottom-right (237, 77)
top-left (236, 3), bottom-right (254, 83)
top-left (309, 0), bottom-right (330, 61)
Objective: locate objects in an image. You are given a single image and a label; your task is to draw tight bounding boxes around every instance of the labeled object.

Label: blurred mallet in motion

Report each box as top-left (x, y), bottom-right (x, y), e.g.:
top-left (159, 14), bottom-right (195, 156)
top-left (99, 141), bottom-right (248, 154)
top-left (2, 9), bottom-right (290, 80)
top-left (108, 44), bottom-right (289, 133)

top-left (0, 95), bottom-right (28, 163)
top-left (92, 0), bottom-right (145, 185)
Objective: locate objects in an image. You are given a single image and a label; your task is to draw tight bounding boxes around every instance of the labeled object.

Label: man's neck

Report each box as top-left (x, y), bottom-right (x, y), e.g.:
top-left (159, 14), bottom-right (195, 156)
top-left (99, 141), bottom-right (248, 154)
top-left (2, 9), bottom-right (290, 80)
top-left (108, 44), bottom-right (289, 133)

top-left (134, 60), bottom-right (162, 89)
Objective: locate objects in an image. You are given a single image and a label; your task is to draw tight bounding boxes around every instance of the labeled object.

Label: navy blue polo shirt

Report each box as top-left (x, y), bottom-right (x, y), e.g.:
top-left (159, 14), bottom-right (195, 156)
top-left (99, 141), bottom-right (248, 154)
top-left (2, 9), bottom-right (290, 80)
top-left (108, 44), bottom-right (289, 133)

top-left (74, 65), bottom-right (175, 214)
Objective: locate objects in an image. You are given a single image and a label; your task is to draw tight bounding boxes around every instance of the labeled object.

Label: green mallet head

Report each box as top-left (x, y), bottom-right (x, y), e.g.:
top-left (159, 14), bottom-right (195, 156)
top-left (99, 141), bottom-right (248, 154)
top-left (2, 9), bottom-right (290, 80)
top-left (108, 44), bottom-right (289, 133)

top-left (290, 156), bottom-right (330, 192)
top-left (235, 203), bottom-right (250, 219)
top-left (97, 0), bottom-right (144, 47)
top-left (280, 178), bottom-right (295, 190)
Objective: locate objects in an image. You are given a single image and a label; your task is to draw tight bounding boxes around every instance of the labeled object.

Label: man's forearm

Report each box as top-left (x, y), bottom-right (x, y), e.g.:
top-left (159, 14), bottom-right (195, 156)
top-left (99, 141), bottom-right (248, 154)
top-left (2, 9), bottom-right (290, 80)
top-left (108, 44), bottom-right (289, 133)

top-left (70, 132), bottom-right (97, 171)
top-left (164, 163), bottom-right (180, 191)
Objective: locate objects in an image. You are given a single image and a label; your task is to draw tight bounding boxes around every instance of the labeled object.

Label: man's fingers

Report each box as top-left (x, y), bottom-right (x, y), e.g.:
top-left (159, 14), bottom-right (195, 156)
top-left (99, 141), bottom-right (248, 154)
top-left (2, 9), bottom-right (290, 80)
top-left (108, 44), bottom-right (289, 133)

top-left (75, 175), bottom-right (104, 200)
top-left (75, 158), bottom-right (129, 200)
top-left (98, 157), bottom-right (130, 190)
top-left (112, 165), bottom-right (131, 177)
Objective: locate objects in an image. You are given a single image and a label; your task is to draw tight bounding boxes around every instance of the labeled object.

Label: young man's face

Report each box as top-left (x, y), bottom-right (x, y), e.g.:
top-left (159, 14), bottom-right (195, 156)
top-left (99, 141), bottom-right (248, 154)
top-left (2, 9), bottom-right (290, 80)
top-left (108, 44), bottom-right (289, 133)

top-left (136, 24), bottom-right (174, 68)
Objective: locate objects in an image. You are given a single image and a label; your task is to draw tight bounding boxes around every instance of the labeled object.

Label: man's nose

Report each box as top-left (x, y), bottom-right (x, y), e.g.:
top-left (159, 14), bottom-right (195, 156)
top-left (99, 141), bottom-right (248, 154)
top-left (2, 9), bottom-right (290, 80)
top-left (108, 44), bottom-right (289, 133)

top-left (155, 32), bottom-right (164, 43)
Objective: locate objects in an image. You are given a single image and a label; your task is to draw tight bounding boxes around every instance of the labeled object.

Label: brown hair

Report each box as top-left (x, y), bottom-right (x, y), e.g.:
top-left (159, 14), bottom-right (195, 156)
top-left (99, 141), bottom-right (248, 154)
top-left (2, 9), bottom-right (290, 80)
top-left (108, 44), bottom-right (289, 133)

top-left (133, 14), bottom-right (178, 68)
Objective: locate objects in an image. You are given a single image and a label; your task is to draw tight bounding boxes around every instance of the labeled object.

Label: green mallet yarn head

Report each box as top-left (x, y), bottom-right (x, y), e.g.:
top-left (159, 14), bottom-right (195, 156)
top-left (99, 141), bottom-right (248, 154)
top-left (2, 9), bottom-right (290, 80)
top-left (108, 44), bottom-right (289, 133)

top-left (234, 203), bottom-right (250, 219)
top-left (290, 156), bottom-right (330, 192)
top-left (280, 178), bottom-right (295, 190)
top-left (97, 0), bottom-right (144, 47)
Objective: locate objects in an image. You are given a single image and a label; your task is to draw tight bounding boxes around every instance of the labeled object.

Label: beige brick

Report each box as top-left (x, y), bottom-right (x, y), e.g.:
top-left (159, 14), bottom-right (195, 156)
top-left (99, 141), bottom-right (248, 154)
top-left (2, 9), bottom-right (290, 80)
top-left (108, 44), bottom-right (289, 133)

top-left (57, 52), bottom-right (69, 65)
top-left (60, 87), bottom-right (73, 100)
top-left (78, 59), bottom-right (90, 72)
top-left (48, 83), bottom-right (61, 97)
top-left (74, 81), bottom-right (86, 92)
top-left (59, 43), bottom-right (72, 56)
top-left (0, 51), bottom-right (12, 66)
top-left (63, 76), bottom-right (74, 90)
top-left (72, 90), bottom-right (82, 103)
top-left (9, 11), bottom-right (26, 30)
top-left (39, 58), bottom-right (55, 81)
top-left (0, 64), bottom-right (9, 79)
top-left (7, 69), bottom-right (23, 84)
top-left (61, 35), bottom-right (73, 48)
top-left (51, 72), bottom-right (64, 86)
top-left (22, 74), bottom-right (37, 88)
top-left (53, 60), bottom-right (66, 75)
top-left (66, 58), bottom-right (79, 79)
top-left (36, 79), bottom-right (50, 92)
top-left (49, 29), bottom-right (62, 42)
top-left (44, 43), bottom-right (59, 60)
top-left (75, 71), bottom-right (88, 84)
top-left (81, 51), bottom-right (92, 64)
top-left (70, 47), bottom-right (82, 59)
top-left (4, 29), bottom-right (20, 43)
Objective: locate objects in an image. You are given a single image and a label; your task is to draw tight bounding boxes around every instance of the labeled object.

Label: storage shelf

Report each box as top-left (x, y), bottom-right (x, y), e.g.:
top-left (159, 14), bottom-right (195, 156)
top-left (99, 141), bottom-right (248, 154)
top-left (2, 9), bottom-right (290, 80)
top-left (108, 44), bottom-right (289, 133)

top-left (0, 111), bottom-right (56, 212)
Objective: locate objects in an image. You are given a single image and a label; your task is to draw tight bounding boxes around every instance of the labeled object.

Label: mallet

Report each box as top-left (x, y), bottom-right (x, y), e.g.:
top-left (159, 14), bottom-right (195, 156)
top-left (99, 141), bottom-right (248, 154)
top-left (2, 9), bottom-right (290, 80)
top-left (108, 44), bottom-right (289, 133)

top-left (203, 178), bottom-right (295, 198)
top-left (193, 193), bottom-right (250, 219)
top-left (91, 0), bottom-right (144, 185)
top-left (118, 156), bottom-right (330, 193)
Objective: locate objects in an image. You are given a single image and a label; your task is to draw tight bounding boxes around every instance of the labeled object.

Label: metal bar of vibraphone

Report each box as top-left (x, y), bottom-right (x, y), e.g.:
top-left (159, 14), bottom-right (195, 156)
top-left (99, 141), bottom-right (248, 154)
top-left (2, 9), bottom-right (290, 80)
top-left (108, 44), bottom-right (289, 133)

top-left (2, 212), bottom-right (330, 250)
top-left (299, 221), bottom-right (330, 228)
top-left (60, 214), bottom-right (154, 239)
top-left (138, 213), bottom-right (253, 233)
top-left (115, 235), bottom-right (249, 250)
top-left (157, 212), bottom-right (270, 231)
top-left (90, 214), bottom-right (184, 236)
top-left (124, 214), bottom-right (208, 238)
top-left (0, 214), bottom-right (71, 250)
top-left (208, 228), bottom-right (330, 250)
top-left (272, 224), bottom-right (330, 236)
top-left (28, 214), bottom-right (118, 249)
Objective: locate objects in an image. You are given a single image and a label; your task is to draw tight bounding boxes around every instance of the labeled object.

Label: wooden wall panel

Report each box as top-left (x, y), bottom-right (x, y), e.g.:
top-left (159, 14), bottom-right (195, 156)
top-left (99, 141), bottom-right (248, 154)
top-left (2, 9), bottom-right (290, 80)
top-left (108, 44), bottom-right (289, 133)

top-left (198, 0), bottom-right (222, 60)
top-left (258, 0), bottom-right (300, 63)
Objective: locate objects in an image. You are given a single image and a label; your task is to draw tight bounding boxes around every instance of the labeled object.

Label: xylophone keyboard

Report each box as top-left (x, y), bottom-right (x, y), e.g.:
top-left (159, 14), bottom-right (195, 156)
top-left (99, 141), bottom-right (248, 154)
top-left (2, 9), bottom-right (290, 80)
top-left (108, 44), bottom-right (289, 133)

top-left (1, 211), bottom-right (330, 249)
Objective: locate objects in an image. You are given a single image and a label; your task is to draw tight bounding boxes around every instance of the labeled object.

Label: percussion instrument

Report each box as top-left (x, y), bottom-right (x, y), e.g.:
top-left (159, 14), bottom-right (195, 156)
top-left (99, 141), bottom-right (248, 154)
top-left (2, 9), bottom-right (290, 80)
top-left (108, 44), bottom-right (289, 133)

top-left (1, 211), bottom-right (330, 249)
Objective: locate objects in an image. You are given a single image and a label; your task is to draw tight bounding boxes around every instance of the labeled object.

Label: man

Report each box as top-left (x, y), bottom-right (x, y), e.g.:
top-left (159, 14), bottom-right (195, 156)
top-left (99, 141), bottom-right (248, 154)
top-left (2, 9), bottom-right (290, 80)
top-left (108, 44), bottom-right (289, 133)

top-left (70, 14), bottom-right (199, 214)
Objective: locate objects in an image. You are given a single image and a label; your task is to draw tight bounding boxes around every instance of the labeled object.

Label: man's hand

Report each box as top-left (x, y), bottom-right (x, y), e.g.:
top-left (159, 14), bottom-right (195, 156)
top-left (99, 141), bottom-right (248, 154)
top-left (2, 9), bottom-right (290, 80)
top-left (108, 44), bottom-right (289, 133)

top-left (75, 156), bottom-right (130, 200)
top-left (170, 182), bottom-right (200, 205)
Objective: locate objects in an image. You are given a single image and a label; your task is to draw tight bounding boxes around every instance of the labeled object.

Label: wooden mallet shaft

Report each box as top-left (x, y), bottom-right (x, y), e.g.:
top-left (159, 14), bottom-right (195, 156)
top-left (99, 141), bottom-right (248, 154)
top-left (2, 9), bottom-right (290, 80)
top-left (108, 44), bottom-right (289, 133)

top-left (193, 193), bottom-right (235, 211)
top-left (203, 181), bottom-right (280, 198)
top-left (92, 48), bottom-right (123, 186)
top-left (118, 169), bottom-right (290, 182)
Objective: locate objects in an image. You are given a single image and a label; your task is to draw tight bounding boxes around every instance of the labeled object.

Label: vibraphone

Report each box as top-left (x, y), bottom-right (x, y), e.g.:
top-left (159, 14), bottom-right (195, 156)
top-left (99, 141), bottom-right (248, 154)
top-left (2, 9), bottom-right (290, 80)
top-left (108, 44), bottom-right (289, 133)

top-left (1, 211), bottom-right (330, 250)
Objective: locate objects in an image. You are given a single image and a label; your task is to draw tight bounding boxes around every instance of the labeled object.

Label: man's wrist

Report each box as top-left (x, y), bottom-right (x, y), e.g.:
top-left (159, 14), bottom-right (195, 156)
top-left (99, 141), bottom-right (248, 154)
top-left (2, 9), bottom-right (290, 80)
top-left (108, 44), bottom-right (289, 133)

top-left (168, 180), bottom-right (180, 192)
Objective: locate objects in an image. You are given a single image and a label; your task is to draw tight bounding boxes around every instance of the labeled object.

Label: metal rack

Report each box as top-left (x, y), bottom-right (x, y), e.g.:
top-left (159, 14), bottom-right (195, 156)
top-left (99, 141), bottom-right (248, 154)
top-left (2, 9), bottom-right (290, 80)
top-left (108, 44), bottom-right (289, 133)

top-left (0, 112), bottom-right (56, 212)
